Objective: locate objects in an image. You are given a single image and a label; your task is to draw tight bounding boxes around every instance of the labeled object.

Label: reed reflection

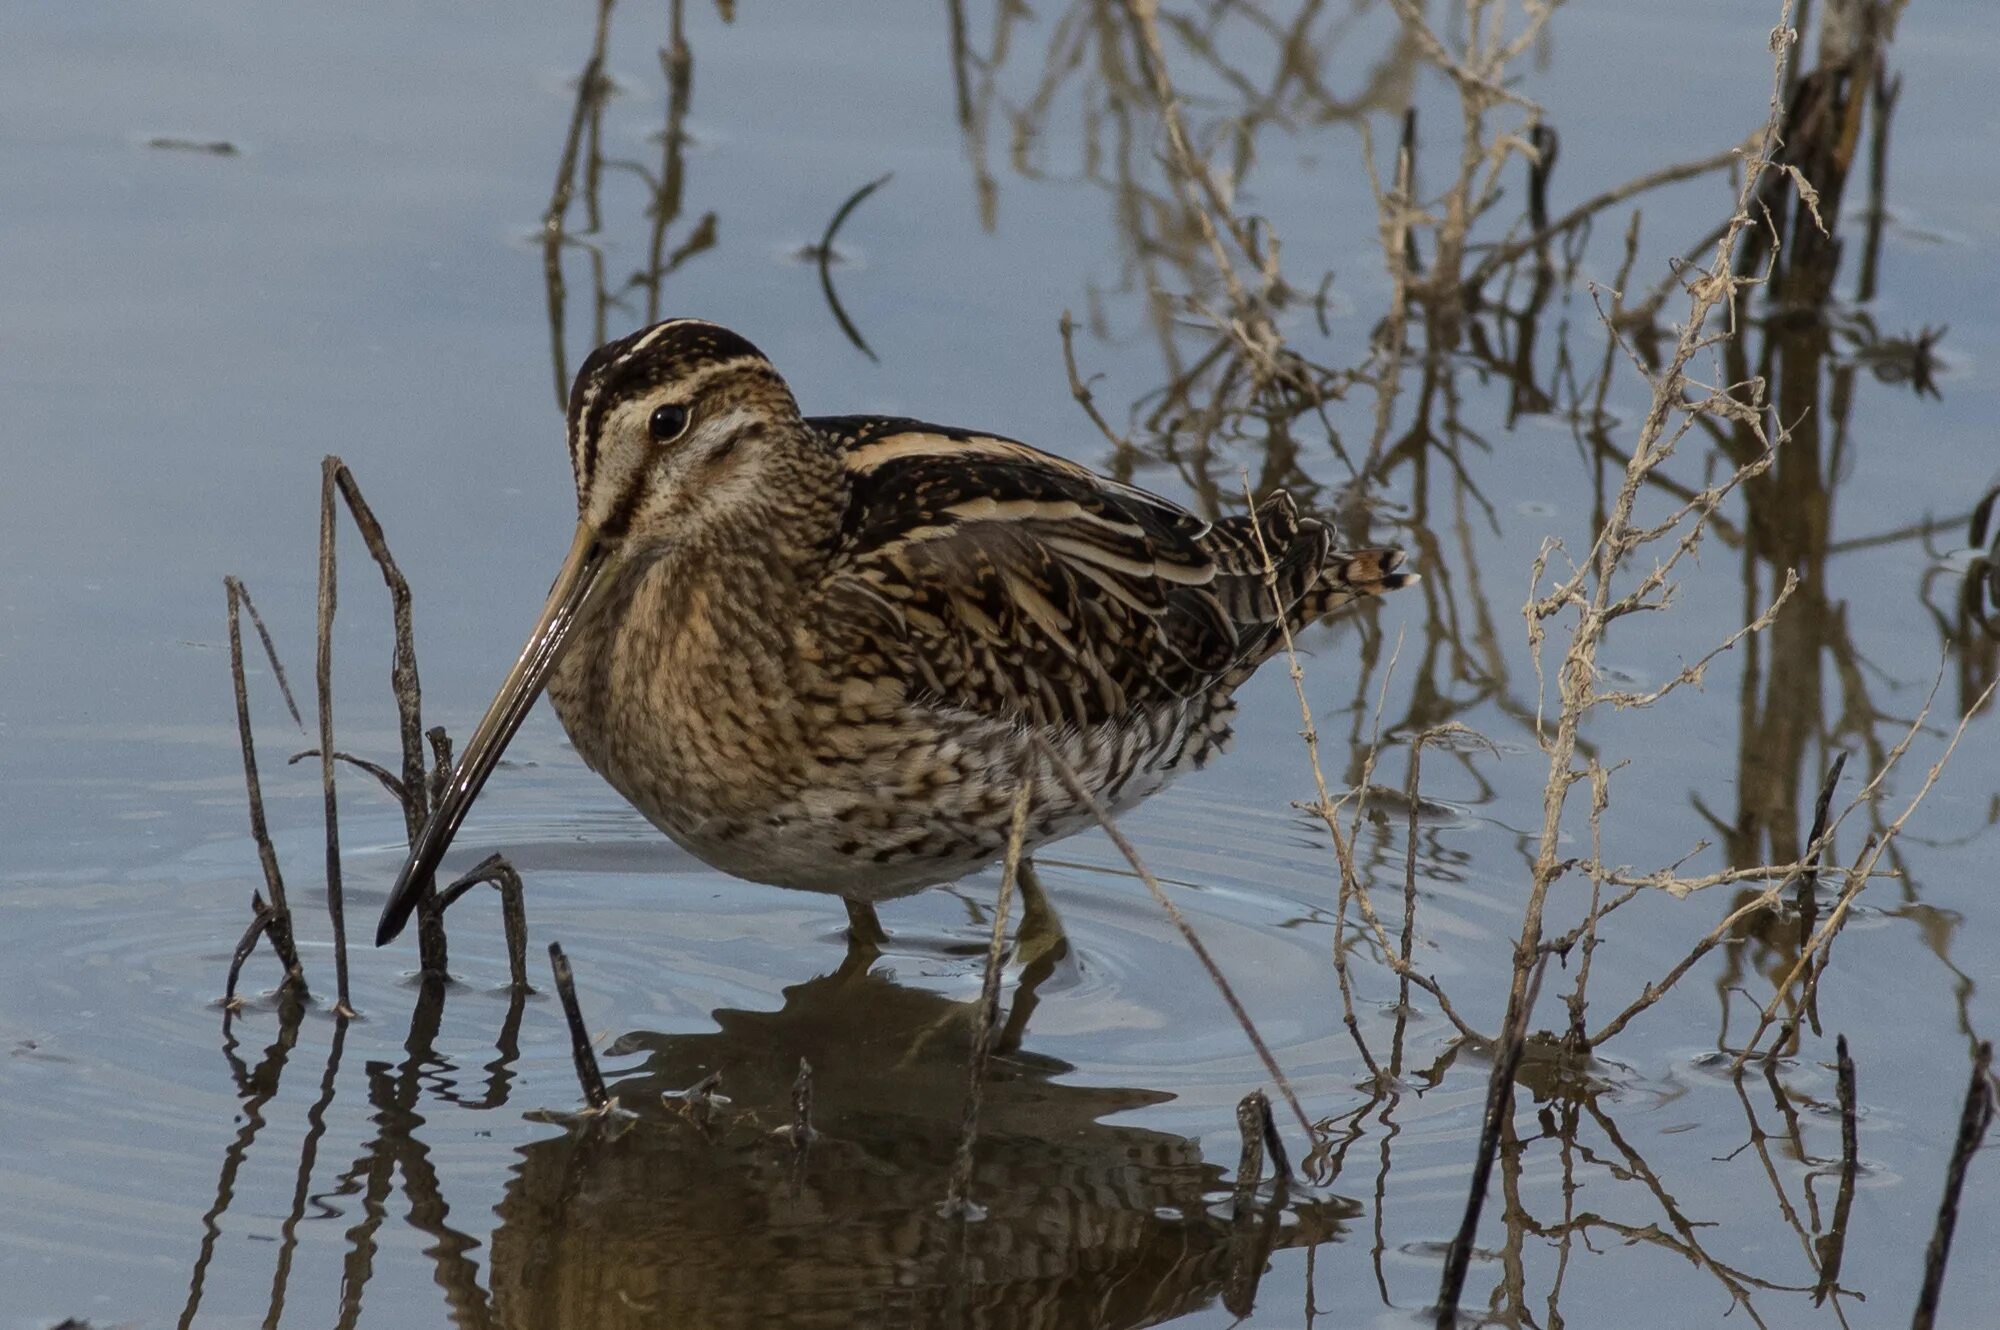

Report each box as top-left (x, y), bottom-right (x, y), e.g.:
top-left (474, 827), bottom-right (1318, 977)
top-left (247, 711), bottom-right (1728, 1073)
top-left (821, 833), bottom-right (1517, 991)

top-left (178, 961), bottom-right (1357, 1329)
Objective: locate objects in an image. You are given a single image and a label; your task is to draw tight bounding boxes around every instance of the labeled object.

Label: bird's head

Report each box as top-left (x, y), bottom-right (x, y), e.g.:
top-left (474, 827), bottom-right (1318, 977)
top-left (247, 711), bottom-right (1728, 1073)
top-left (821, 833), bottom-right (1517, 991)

top-left (375, 318), bottom-right (805, 946)
top-left (565, 318), bottom-right (807, 547)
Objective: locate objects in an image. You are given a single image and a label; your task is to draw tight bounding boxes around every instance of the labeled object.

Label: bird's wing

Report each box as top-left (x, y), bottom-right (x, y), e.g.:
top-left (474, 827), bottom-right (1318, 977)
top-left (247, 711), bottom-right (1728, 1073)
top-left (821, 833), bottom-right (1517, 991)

top-left (808, 416), bottom-right (1329, 731)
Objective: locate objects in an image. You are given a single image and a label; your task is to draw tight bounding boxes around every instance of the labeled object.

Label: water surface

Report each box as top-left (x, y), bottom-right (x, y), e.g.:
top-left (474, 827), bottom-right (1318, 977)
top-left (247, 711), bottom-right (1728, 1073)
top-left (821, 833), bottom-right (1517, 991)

top-left (4, 1), bottom-right (1999, 1326)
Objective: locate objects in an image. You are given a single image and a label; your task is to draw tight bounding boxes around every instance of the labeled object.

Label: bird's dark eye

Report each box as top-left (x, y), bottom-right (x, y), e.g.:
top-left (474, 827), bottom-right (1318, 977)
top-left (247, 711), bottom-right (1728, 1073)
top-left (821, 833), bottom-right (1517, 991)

top-left (649, 404), bottom-right (690, 442)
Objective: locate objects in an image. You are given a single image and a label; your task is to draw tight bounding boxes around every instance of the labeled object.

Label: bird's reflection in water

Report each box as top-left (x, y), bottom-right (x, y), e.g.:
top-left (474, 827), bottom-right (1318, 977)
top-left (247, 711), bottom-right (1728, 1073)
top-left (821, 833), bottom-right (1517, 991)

top-left (487, 958), bottom-right (1356, 1328)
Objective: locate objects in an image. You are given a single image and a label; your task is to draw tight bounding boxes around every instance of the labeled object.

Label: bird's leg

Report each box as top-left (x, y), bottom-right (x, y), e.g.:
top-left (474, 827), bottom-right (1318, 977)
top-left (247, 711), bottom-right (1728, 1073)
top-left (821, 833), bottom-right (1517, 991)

top-left (996, 858), bottom-right (1074, 1055)
top-left (843, 896), bottom-right (888, 957)
top-left (1014, 859), bottom-right (1070, 970)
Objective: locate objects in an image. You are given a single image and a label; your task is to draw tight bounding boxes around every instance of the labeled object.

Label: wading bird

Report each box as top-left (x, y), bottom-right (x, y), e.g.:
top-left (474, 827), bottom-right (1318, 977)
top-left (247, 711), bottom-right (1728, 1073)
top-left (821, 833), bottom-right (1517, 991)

top-left (375, 319), bottom-right (1414, 954)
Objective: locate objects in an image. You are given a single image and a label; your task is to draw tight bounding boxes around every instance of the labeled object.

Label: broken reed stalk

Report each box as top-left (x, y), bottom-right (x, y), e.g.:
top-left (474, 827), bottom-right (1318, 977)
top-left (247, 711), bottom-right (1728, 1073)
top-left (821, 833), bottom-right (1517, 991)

top-left (1812, 1033), bottom-right (1857, 1305)
top-left (223, 577), bottom-right (308, 1004)
top-left (814, 172), bottom-right (892, 362)
top-left (1035, 736), bottom-right (1316, 1147)
top-left (316, 459), bottom-right (356, 1017)
top-left (548, 941), bottom-right (611, 1112)
top-left (1435, 956), bottom-right (1545, 1329)
top-left (324, 465), bottom-right (428, 846)
top-left (1224, 1087), bottom-right (1295, 1320)
top-left (674, 1069), bottom-right (722, 1128)
top-left (223, 894), bottom-right (281, 1010)
top-left (1912, 1040), bottom-right (1994, 1330)
top-left (1796, 752), bottom-right (1847, 1035)
top-left (436, 854), bottom-right (533, 991)
top-left (322, 458), bottom-right (455, 978)
top-left (944, 775), bottom-right (1034, 1216)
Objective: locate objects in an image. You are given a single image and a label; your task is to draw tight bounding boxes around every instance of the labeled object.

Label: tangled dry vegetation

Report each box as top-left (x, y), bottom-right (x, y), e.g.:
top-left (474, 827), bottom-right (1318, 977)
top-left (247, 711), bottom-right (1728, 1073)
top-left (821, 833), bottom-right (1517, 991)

top-left (1044, 0), bottom-right (1978, 1047)
top-left (957, 0), bottom-right (1988, 1319)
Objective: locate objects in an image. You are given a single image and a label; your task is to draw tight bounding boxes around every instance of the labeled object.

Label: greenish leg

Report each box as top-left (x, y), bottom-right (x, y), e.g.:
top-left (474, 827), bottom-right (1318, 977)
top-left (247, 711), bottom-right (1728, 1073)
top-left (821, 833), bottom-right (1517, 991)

top-left (1014, 859), bottom-right (1070, 971)
top-left (997, 858), bottom-right (1073, 1055)
top-left (843, 896), bottom-right (888, 956)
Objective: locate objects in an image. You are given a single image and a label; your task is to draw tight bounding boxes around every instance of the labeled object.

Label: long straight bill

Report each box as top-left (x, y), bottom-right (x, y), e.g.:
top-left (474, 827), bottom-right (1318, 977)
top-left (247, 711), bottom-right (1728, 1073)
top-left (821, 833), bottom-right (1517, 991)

top-left (375, 524), bottom-right (606, 945)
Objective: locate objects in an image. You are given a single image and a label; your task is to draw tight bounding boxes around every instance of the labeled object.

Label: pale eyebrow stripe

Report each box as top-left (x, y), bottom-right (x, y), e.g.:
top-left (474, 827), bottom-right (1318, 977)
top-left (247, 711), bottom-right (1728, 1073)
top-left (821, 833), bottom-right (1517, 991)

top-left (623, 318), bottom-right (697, 357)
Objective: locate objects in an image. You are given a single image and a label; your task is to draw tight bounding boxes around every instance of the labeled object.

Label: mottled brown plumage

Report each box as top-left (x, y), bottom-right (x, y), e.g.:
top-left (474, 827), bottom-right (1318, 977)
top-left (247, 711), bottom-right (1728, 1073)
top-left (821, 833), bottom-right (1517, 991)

top-left (375, 319), bottom-right (1416, 947)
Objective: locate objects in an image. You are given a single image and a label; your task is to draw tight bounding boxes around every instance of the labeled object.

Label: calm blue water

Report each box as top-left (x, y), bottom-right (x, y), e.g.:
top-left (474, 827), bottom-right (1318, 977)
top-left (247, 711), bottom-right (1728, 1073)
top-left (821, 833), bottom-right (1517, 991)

top-left (4, 1), bottom-right (1998, 1326)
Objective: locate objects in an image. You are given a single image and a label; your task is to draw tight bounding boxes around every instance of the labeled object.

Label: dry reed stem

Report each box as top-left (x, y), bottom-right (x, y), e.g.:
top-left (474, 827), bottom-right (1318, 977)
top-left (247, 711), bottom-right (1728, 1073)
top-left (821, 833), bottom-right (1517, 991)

top-left (1912, 1040), bottom-right (1994, 1330)
top-left (436, 854), bottom-right (533, 992)
top-left (223, 577), bottom-right (307, 1003)
top-left (1798, 751), bottom-right (1849, 1037)
top-left (323, 464), bottom-right (427, 847)
top-left (1811, 1033), bottom-right (1858, 1306)
top-left (316, 458), bottom-right (355, 1018)
top-left (547, 941), bottom-right (611, 1113)
top-left (944, 773), bottom-right (1034, 1217)
top-left (1558, 760), bottom-right (1612, 1047)
top-left (320, 460), bottom-right (453, 976)
top-left (1435, 955), bottom-right (1547, 1328)
top-left (1036, 735), bottom-right (1317, 1148)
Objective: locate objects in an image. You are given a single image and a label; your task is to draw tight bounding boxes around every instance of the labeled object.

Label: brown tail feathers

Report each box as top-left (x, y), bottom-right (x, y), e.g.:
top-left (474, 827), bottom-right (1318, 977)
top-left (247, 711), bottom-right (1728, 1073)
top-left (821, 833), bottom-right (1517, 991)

top-left (1295, 546), bottom-right (1419, 621)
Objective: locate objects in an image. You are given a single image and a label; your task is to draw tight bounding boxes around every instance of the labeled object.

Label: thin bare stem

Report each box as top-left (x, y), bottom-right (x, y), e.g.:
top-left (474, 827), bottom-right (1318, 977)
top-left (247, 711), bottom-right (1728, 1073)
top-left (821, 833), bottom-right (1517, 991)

top-left (224, 578), bottom-right (307, 1001)
top-left (1437, 957), bottom-right (1546, 1327)
top-left (1036, 735), bottom-right (1317, 1148)
top-left (945, 773), bottom-right (1034, 1216)
top-left (548, 942), bottom-right (611, 1112)
top-left (1912, 1040), bottom-right (1994, 1330)
top-left (436, 854), bottom-right (533, 992)
top-left (316, 459), bottom-right (355, 1017)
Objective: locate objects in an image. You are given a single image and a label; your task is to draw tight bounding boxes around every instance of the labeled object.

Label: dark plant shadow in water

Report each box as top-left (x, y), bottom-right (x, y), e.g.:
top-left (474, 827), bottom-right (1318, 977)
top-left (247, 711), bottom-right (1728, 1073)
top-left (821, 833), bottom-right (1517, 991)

top-left (178, 960), bottom-right (1358, 1329)
top-left (489, 958), bottom-right (1357, 1327)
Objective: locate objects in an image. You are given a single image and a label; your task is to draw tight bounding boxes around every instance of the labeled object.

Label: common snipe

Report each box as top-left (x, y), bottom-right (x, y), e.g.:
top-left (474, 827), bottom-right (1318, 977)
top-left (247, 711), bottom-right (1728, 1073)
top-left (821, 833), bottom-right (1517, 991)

top-left (375, 319), bottom-right (1415, 949)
